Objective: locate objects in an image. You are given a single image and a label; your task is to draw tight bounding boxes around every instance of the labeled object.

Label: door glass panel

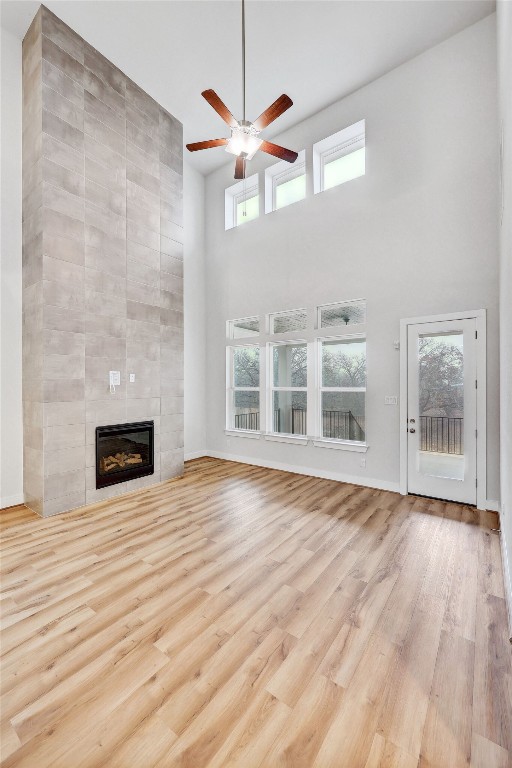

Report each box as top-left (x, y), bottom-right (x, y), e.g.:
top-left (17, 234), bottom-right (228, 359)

top-left (417, 332), bottom-right (464, 480)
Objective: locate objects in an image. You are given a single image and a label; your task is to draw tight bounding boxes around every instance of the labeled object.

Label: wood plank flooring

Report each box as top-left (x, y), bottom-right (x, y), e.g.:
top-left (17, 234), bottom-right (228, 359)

top-left (1, 457), bottom-right (510, 767)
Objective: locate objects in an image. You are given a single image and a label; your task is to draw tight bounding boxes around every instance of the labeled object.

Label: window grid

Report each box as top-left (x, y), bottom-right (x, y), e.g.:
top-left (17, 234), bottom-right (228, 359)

top-left (268, 342), bottom-right (308, 436)
top-left (227, 345), bottom-right (261, 431)
top-left (318, 335), bottom-right (367, 444)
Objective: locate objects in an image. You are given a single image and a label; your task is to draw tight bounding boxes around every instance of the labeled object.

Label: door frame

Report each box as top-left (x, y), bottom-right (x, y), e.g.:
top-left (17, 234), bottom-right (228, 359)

top-left (399, 309), bottom-right (487, 510)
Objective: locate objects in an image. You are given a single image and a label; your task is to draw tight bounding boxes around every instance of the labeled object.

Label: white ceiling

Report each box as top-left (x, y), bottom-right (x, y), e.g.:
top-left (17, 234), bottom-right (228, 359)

top-left (1, 0), bottom-right (495, 175)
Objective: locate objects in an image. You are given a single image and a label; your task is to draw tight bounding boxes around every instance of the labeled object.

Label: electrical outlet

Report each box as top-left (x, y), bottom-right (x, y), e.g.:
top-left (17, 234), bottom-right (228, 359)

top-left (385, 396), bottom-right (398, 405)
top-left (109, 371), bottom-right (120, 386)
top-left (129, 373), bottom-right (135, 383)
top-left (360, 458), bottom-right (366, 468)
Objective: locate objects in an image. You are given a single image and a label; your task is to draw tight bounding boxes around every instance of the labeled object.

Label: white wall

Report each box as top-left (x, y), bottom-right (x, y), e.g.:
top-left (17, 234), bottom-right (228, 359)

top-left (204, 16), bottom-right (500, 500)
top-left (183, 161), bottom-right (207, 458)
top-left (0, 28), bottom-right (23, 507)
top-left (497, 0), bottom-right (512, 635)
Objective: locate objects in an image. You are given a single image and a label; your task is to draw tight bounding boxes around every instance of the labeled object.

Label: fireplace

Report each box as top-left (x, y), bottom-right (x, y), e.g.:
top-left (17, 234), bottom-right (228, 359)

top-left (96, 421), bottom-right (154, 489)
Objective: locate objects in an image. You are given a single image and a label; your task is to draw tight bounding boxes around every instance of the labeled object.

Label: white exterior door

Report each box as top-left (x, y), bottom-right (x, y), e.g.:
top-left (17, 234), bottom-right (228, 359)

top-left (406, 318), bottom-right (477, 505)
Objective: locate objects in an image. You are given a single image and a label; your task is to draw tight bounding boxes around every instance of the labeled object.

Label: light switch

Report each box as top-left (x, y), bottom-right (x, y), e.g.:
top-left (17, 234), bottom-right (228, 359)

top-left (109, 371), bottom-right (120, 386)
top-left (129, 373), bottom-right (135, 383)
top-left (385, 396), bottom-right (398, 405)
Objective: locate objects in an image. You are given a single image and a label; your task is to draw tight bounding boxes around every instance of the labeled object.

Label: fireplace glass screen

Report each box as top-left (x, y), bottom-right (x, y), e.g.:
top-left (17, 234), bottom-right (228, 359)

top-left (96, 421), bottom-right (154, 489)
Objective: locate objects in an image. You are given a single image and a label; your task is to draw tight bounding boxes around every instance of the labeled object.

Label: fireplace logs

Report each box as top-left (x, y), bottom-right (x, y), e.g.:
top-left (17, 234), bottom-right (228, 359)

top-left (100, 453), bottom-right (143, 472)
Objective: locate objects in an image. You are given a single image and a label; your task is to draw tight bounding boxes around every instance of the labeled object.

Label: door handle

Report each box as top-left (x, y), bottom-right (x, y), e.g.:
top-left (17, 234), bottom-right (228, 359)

top-left (409, 428), bottom-right (416, 433)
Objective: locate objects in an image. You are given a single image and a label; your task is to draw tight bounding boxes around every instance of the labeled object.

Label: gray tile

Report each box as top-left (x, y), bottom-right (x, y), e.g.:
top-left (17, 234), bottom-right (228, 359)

top-left (42, 133), bottom-right (83, 175)
top-left (161, 324), bottom-right (183, 347)
top-left (85, 313), bottom-right (126, 338)
top-left (43, 279), bottom-right (84, 310)
top-left (85, 244), bottom-right (126, 277)
top-left (43, 108), bottom-right (84, 153)
top-left (84, 43), bottom-right (125, 97)
top-left (43, 491), bottom-right (85, 516)
top-left (43, 378), bottom-right (85, 403)
top-left (127, 219), bottom-right (159, 252)
top-left (44, 207), bottom-right (84, 242)
top-left (85, 333), bottom-right (126, 358)
top-left (86, 378), bottom-right (125, 401)
top-left (126, 121), bottom-right (159, 160)
top-left (160, 430), bottom-right (184, 451)
top-left (43, 254), bottom-right (84, 285)
top-left (44, 400), bottom-right (85, 426)
top-left (43, 157), bottom-right (84, 198)
top-left (160, 449), bottom-right (184, 481)
top-left (43, 329), bottom-right (85, 356)
top-left (126, 339), bottom-right (160, 361)
top-left (85, 201), bottom-right (126, 239)
top-left (43, 232), bottom-right (85, 266)
top-left (160, 345), bottom-right (184, 368)
top-left (161, 221), bottom-right (184, 244)
top-left (85, 90), bottom-right (125, 136)
top-left (127, 280), bottom-right (160, 306)
top-left (44, 353), bottom-right (84, 379)
top-left (160, 199), bottom-right (183, 228)
top-left (42, 35), bottom-right (84, 85)
top-left (127, 179), bottom-right (159, 214)
top-left (126, 140), bottom-right (159, 177)
top-left (45, 446), bottom-right (86, 476)
top-left (43, 182), bottom-right (84, 222)
top-left (161, 413), bottom-right (184, 433)
top-left (160, 290), bottom-right (183, 312)
top-left (84, 134), bottom-right (125, 171)
top-left (44, 422), bottom-right (85, 451)
top-left (85, 398), bottom-right (126, 425)
top-left (159, 108), bottom-right (182, 151)
top-left (126, 397), bottom-right (160, 420)
top-left (85, 179), bottom-right (125, 217)
top-left (160, 271), bottom-right (183, 294)
top-left (85, 267), bottom-right (126, 298)
top-left (86, 483), bottom-right (127, 505)
top-left (127, 240), bottom-right (160, 271)
top-left (160, 255), bottom-right (183, 278)
top-left (126, 318), bottom-right (160, 342)
top-left (160, 377), bottom-right (184, 397)
top-left (41, 7), bottom-right (84, 63)
top-left (85, 288), bottom-right (126, 318)
top-left (127, 300), bottom-right (160, 325)
top-left (85, 356), bottom-right (125, 380)
top-left (84, 68), bottom-right (125, 116)
top-left (43, 83), bottom-right (84, 131)
top-left (160, 395), bottom-right (184, 416)
top-left (42, 59), bottom-right (84, 108)
top-left (44, 468), bottom-right (85, 500)
top-left (127, 258), bottom-right (160, 287)
top-left (160, 147), bottom-right (182, 175)
top-left (84, 112), bottom-right (125, 156)
top-left (126, 79), bottom-right (159, 123)
top-left (126, 161), bottom-right (159, 197)
top-left (127, 102), bottom-right (158, 142)
top-left (44, 304), bottom-right (85, 334)
top-left (160, 163), bottom-right (182, 194)
top-left (85, 225), bottom-right (125, 260)
top-left (127, 201), bottom-right (159, 232)
top-left (85, 156), bottom-right (126, 196)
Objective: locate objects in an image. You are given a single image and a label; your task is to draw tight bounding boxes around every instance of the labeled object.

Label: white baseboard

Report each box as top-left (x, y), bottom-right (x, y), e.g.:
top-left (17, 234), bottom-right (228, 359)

top-left (184, 450), bottom-right (208, 461)
top-left (499, 526), bottom-right (512, 643)
top-left (205, 450), bottom-right (401, 494)
top-left (485, 499), bottom-right (501, 512)
top-left (0, 493), bottom-right (25, 510)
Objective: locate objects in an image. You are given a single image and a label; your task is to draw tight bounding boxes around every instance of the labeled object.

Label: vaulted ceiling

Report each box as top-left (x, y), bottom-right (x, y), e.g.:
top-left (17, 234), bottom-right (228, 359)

top-left (1, 0), bottom-right (495, 174)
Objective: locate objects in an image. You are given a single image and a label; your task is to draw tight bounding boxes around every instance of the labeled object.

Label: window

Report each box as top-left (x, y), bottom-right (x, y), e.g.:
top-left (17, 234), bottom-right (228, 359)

top-left (228, 345), bottom-right (260, 430)
top-left (265, 150), bottom-right (306, 213)
top-left (269, 308), bottom-right (307, 334)
top-left (228, 316), bottom-right (260, 339)
top-left (225, 173), bottom-right (259, 230)
top-left (313, 120), bottom-right (365, 194)
top-left (319, 336), bottom-right (366, 443)
top-left (318, 299), bottom-right (366, 329)
top-left (270, 342), bottom-right (307, 435)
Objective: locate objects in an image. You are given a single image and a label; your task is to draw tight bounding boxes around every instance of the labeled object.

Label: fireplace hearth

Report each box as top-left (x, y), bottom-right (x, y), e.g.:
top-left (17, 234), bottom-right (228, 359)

top-left (96, 422), bottom-right (154, 489)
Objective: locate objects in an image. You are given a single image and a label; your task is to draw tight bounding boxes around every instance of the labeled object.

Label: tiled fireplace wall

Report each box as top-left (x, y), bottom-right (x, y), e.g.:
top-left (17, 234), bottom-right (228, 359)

top-left (22, 6), bottom-right (184, 515)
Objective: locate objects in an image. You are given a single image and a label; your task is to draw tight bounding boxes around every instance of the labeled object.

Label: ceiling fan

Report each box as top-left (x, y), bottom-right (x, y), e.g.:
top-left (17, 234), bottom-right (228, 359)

top-left (186, 0), bottom-right (298, 180)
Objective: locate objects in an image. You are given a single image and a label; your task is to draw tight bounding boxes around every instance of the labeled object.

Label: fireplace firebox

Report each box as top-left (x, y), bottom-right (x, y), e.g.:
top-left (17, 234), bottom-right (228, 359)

top-left (96, 421), bottom-right (154, 489)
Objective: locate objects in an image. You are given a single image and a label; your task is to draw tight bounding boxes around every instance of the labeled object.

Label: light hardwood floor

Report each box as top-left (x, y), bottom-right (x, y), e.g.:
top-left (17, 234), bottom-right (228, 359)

top-left (1, 457), bottom-right (510, 767)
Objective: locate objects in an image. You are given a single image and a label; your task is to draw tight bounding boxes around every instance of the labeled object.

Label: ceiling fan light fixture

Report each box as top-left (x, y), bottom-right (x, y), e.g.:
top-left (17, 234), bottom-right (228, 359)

top-left (225, 125), bottom-right (262, 160)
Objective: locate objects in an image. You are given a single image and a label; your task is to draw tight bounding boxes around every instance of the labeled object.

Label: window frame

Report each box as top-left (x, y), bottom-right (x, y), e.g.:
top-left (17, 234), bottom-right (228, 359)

top-left (226, 344), bottom-right (261, 434)
top-left (267, 340), bottom-right (308, 439)
top-left (317, 298), bottom-right (367, 330)
top-left (316, 333), bottom-right (367, 448)
top-left (268, 307), bottom-right (308, 335)
top-left (264, 150), bottom-right (306, 214)
top-left (313, 120), bottom-right (366, 195)
top-left (227, 316), bottom-right (260, 340)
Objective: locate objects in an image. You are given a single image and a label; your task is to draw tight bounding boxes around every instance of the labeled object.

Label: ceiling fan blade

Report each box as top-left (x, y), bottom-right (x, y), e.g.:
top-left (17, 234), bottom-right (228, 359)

top-left (186, 139), bottom-right (228, 152)
top-left (260, 141), bottom-right (298, 164)
top-left (253, 94), bottom-right (293, 131)
top-left (202, 89), bottom-right (238, 129)
top-left (234, 156), bottom-right (245, 179)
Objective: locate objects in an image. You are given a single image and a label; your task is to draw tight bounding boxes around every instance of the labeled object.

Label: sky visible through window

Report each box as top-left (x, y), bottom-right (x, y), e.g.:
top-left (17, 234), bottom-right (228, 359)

top-left (236, 195), bottom-right (259, 225)
top-left (324, 147), bottom-right (365, 190)
top-left (276, 175), bottom-right (306, 210)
